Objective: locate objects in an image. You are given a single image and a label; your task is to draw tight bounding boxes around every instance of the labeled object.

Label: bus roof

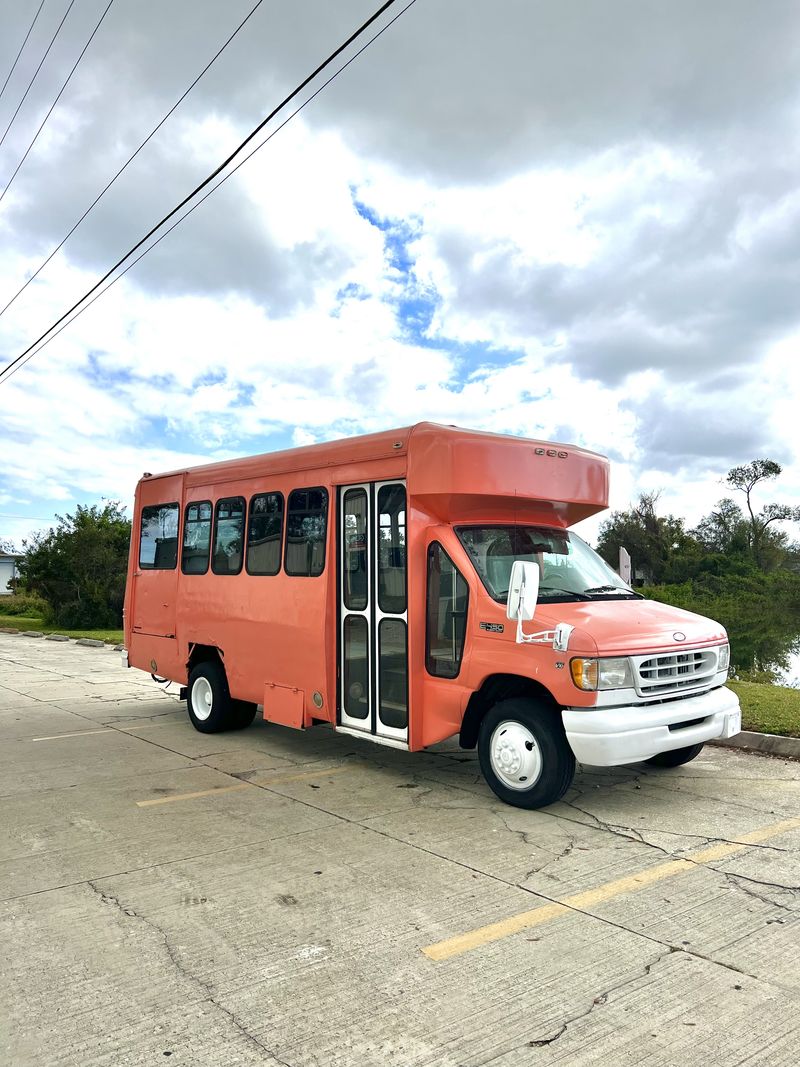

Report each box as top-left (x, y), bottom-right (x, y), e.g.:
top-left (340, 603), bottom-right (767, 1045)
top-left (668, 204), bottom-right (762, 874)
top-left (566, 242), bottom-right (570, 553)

top-left (140, 422), bottom-right (609, 526)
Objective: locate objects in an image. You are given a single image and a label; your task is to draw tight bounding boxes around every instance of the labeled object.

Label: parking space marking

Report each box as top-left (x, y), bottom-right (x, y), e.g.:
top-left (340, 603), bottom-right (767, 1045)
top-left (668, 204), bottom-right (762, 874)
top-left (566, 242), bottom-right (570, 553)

top-left (135, 765), bottom-right (348, 807)
top-left (32, 728), bottom-right (110, 741)
top-left (423, 813), bottom-right (800, 962)
top-left (256, 766), bottom-right (348, 787)
top-left (136, 784), bottom-right (252, 807)
top-left (118, 720), bottom-right (185, 732)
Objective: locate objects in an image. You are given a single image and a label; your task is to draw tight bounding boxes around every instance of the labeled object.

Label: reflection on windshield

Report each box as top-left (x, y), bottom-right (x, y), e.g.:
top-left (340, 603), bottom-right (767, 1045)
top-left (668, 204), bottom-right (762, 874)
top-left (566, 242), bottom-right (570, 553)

top-left (456, 525), bottom-right (636, 603)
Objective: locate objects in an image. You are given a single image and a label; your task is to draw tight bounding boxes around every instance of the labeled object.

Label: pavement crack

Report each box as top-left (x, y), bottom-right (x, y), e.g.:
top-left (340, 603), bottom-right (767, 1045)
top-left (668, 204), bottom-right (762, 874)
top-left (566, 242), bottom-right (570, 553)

top-left (715, 870), bottom-right (799, 911)
top-left (556, 798), bottom-right (673, 857)
top-left (85, 881), bottom-right (292, 1066)
top-left (477, 948), bottom-right (678, 1063)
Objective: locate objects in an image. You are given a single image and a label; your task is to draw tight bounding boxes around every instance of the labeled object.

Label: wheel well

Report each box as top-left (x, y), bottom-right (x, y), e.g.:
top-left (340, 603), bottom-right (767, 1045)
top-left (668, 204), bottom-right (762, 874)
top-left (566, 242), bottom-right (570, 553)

top-left (187, 643), bottom-right (224, 674)
top-left (459, 674), bottom-right (560, 749)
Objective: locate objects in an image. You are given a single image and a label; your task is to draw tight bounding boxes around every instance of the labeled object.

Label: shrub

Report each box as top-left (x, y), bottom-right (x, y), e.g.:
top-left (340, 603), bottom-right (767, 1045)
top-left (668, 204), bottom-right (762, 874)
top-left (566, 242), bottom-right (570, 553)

top-left (0, 593), bottom-right (49, 617)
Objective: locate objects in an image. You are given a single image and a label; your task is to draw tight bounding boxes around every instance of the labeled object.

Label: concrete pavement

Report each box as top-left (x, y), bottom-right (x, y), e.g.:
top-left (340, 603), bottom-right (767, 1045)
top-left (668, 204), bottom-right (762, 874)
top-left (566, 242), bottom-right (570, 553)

top-left (1, 633), bottom-right (798, 1066)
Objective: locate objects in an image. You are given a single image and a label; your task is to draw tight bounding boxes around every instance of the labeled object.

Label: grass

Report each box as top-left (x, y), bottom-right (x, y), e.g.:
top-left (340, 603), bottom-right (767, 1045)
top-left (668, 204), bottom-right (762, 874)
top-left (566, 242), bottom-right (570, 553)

top-left (0, 615), bottom-right (123, 644)
top-left (728, 680), bottom-right (800, 738)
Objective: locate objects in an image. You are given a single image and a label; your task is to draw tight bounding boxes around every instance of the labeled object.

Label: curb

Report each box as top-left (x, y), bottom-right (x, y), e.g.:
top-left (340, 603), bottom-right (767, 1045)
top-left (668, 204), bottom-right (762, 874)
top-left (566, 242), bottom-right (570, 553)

top-left (710, 731), bottom-right (800, 761)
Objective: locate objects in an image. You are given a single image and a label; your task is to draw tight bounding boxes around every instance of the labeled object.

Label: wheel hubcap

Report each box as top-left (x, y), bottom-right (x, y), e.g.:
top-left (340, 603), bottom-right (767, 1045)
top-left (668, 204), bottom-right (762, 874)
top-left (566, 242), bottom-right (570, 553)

top-left (192, 677), bottom-right (213, 721)
top-left (489, 720), bottom-right (542, 791)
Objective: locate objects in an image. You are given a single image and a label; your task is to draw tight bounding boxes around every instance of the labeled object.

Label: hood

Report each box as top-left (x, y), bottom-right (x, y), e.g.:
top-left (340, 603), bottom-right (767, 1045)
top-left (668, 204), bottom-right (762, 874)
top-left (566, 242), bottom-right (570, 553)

top-left (535, 596), bottom-right (727, 656)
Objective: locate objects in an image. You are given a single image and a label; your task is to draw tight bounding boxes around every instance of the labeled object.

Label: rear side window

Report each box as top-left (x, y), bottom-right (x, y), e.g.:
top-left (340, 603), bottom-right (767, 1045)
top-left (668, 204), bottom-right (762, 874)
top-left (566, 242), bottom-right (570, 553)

top-left (182, 501), bottom-right (212, 574)
top-left (246, 492), bottom-right (284, 575)
top-left (139, 503), bottom-right (179, 570)
top-left (212, 497), bottom-right (245, 575)
top-left (426, 542), bottom-right (469, 678)
top-left (285, 487), bottom-right (328, 576)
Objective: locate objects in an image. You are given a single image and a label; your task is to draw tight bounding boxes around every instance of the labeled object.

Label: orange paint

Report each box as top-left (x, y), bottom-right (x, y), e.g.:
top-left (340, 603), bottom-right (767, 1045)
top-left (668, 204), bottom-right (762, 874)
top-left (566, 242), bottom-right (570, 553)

top-left (123, 423), bottom-right (730, 763)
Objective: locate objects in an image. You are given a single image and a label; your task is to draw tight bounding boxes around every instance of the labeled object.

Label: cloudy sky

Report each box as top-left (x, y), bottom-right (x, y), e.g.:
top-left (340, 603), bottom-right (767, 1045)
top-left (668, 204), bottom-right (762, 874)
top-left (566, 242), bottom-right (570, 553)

top-left (1, 0), bottom-right (799, 550)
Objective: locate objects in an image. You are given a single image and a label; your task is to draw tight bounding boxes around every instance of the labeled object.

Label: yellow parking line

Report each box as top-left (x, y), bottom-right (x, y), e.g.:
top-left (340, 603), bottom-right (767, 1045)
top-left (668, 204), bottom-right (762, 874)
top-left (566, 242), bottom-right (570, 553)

top-left (118, 720), bottom-right (183, 731)
top-left (423, 814), bottom-right (800, 962)
top-left (135, 765), bottom-right (347, 808)
top-left (136, 784), bottom-right (251, 807)
top-left (257, 766), bottom-right (348, 787)
top-left (32, 728), bottom-right (109, 741)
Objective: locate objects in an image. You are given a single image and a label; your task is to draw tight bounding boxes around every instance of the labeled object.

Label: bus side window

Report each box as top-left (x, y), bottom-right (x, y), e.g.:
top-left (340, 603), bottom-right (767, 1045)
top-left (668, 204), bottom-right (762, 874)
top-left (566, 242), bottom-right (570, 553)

top-left (246, 492), bottom-right (284, 575)
top-left (181, 501), bottom-right (212, 574)
top-left (139, 503), bottom-right (179, 570)
top-left (426, 542), bottom-right (468, 678)
top-left (285, 488), bottom-right (328, 576)
top-left (212, 497), bottom-right (245, 575)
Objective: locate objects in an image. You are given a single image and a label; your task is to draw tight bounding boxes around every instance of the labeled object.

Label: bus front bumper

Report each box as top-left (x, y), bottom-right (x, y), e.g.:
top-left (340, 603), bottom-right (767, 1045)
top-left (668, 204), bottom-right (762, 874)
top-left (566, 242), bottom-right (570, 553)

top-left (562, 685), bottom-right (742, 767)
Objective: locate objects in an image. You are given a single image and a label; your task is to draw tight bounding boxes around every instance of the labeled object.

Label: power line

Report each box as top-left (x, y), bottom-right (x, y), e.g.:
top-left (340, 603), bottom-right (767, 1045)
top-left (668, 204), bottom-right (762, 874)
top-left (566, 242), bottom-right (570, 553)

top-left (0, 0), bottom-right (48, 108)
top-left (0, 0), bottom-right (116, 206)
top-left (0, 0), bottom-right (418, 388)
top-left (0, 0), bottom-right (413, 386)
top-left (0, 0), bottom-right (77, 150)
top-left (0, 0), bottom-right (268, 320)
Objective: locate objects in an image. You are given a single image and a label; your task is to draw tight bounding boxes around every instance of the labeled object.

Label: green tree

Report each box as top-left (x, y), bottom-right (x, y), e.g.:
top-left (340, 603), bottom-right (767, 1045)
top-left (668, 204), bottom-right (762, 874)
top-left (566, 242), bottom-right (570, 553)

top-left (19, 504), bottom-right (132, 628)
top-left (596, 492), bottom-right (698, 585)
top-left (0, 537), bottom-right (16, 553)
top-left (725, 459), bottom-right (800, 569)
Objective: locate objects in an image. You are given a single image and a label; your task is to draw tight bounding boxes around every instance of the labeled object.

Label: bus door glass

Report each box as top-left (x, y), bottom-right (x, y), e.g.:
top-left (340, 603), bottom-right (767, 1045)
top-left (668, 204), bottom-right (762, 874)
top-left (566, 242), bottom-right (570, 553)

top-left (339, 481), bottom-right (408, 743)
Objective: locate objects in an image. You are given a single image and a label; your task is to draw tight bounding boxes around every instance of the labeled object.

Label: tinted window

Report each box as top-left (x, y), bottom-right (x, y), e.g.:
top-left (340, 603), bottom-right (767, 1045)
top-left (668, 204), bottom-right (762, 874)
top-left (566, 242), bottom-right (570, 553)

top-left (247, 493), bottom-right (283, 575)
top-left (426, 542), bottom-right (468, 678)
top-left (343, 488), bottom-right (368, 610)
top-left (139, 503), bottom-right (179, 570)
top-left (182, 501), bottom-right (211, 574)
top-left (377, 484), bottom-right (406, 614)
top-left (212, 497), bottom-right (245, 575)
top-left (285, 487), bottom-right (328, 576)
top-left (379, 618), bottom-right (407, 729)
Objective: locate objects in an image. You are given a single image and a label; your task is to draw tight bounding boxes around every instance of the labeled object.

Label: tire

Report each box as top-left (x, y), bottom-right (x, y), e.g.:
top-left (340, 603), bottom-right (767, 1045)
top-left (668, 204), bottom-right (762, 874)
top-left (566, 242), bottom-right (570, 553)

top-left (231, 700), bottom-right (258, 730)
top-left (478, 697), bottom-right (575, 809)
top-left (187, 659), bottom-right (239, 734)
top-left (646, 743), bottom-right (704, 768)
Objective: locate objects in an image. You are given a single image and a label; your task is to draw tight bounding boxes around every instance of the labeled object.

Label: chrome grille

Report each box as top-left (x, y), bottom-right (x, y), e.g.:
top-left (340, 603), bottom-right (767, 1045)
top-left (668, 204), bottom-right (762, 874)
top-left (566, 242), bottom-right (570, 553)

top-left (635, 648), bottom-right (718, 696)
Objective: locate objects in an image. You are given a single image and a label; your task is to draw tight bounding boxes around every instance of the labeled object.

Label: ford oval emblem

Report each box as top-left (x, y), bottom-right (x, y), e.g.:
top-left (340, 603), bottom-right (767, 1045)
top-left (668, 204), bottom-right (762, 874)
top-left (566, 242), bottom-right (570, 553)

top-left (673, 632), bottom-right (686, 642)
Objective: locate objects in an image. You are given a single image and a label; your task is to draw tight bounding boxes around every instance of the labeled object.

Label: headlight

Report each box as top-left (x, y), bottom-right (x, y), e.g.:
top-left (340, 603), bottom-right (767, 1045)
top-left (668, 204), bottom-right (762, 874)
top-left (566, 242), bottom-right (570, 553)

top-left (718, 643), bottom-right (730, 672)
top-left (570, 657), bottom-right (634, 691)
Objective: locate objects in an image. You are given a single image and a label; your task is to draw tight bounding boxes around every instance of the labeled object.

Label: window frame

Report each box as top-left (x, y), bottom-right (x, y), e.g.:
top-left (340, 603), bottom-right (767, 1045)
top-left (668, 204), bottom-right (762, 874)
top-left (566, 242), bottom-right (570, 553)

top-left (284, 486), bottom-right (329, 578)
top-left (425, 540), bottom-right (469, 680)
top-left (245, 491), bottom-right (285, 577)
top-left (181, 499), bottom-right (212, 575)
top-left (139, 502), bottom-right (180, 571)
top-left (211, 495), bottom-right (246, 576)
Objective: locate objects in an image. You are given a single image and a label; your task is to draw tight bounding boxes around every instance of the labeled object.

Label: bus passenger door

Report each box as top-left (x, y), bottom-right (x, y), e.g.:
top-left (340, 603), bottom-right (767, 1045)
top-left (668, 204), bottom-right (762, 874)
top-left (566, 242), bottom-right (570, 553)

top-left (339, 482), bottom-right (408, 745)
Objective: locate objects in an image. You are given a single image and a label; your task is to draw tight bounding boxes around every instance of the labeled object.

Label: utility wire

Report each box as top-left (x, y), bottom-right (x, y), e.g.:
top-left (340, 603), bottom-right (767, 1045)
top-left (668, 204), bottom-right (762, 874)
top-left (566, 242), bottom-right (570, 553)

top-left (0, 0), bottom-right (268, 320)
top-left (0, 0), bottom-right (77, 150)
top-left (0, 0), bottom-right (116, 206)
top-left (0, 0), bottom-right (417, 387)
top-left (0, 0), bottom-right (409, 385)
top-left (0, 0), bottom-right (48, 108)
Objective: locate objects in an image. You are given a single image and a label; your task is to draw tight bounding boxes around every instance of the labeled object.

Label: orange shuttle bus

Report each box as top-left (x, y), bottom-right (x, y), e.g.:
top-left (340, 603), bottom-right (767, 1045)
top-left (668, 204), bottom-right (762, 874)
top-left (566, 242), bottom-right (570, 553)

top-left (123, 423), bottom-right (741, 809)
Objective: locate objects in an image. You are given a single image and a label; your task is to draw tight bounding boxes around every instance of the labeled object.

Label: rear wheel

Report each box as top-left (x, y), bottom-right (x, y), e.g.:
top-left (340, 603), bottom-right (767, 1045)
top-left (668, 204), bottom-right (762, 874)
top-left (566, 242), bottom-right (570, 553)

top-left (187, 660), bottom-right (248, 734)
top-left (646, 743), bottom-right (704, 768)
top-left (478, 698), bottom-right (575, 809)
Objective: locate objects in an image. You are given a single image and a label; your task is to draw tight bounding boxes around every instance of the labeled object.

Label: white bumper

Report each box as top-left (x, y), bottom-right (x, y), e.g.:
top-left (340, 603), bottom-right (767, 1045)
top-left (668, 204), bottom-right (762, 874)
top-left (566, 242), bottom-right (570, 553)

top-left (562, 686), bottom-right (742, 767)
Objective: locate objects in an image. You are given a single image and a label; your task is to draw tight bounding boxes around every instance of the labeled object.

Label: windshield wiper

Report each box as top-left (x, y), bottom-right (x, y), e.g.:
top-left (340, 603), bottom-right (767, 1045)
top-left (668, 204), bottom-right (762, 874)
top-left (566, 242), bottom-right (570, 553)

top-left (582, 585), bottom-right (643, 598)
top-left (538, 585), bottom-right (591, 600)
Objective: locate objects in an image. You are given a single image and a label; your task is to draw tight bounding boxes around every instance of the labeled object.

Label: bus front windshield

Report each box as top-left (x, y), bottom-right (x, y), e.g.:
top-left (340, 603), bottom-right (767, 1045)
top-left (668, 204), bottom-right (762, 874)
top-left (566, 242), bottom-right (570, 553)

top-left (456, 525), bottom-right (640, 603)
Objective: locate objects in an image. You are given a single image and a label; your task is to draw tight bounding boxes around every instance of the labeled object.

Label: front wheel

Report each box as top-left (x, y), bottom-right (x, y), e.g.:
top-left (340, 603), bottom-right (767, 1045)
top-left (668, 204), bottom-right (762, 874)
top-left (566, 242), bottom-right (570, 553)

top-left (478, 698), bottom-right (575, 809)
top-left (646, 743), bottom-right (704, 768)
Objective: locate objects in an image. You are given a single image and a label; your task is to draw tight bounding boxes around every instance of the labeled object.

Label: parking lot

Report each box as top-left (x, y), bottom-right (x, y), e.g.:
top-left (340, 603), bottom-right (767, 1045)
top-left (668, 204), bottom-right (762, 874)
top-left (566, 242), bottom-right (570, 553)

top-left (1, 632), bottom-right (799, 1066)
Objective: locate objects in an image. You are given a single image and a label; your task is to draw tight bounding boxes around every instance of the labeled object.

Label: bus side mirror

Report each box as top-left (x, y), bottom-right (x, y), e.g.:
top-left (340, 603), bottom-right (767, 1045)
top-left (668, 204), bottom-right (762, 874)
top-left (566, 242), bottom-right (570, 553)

top-left (507, 560), bottom-right (539, 621)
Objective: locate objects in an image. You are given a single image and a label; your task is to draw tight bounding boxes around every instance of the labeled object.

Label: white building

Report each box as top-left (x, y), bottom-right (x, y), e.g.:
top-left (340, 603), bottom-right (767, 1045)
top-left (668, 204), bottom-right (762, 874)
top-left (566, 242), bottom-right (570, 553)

top-left (0, 553), bottom-right (20, 595)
